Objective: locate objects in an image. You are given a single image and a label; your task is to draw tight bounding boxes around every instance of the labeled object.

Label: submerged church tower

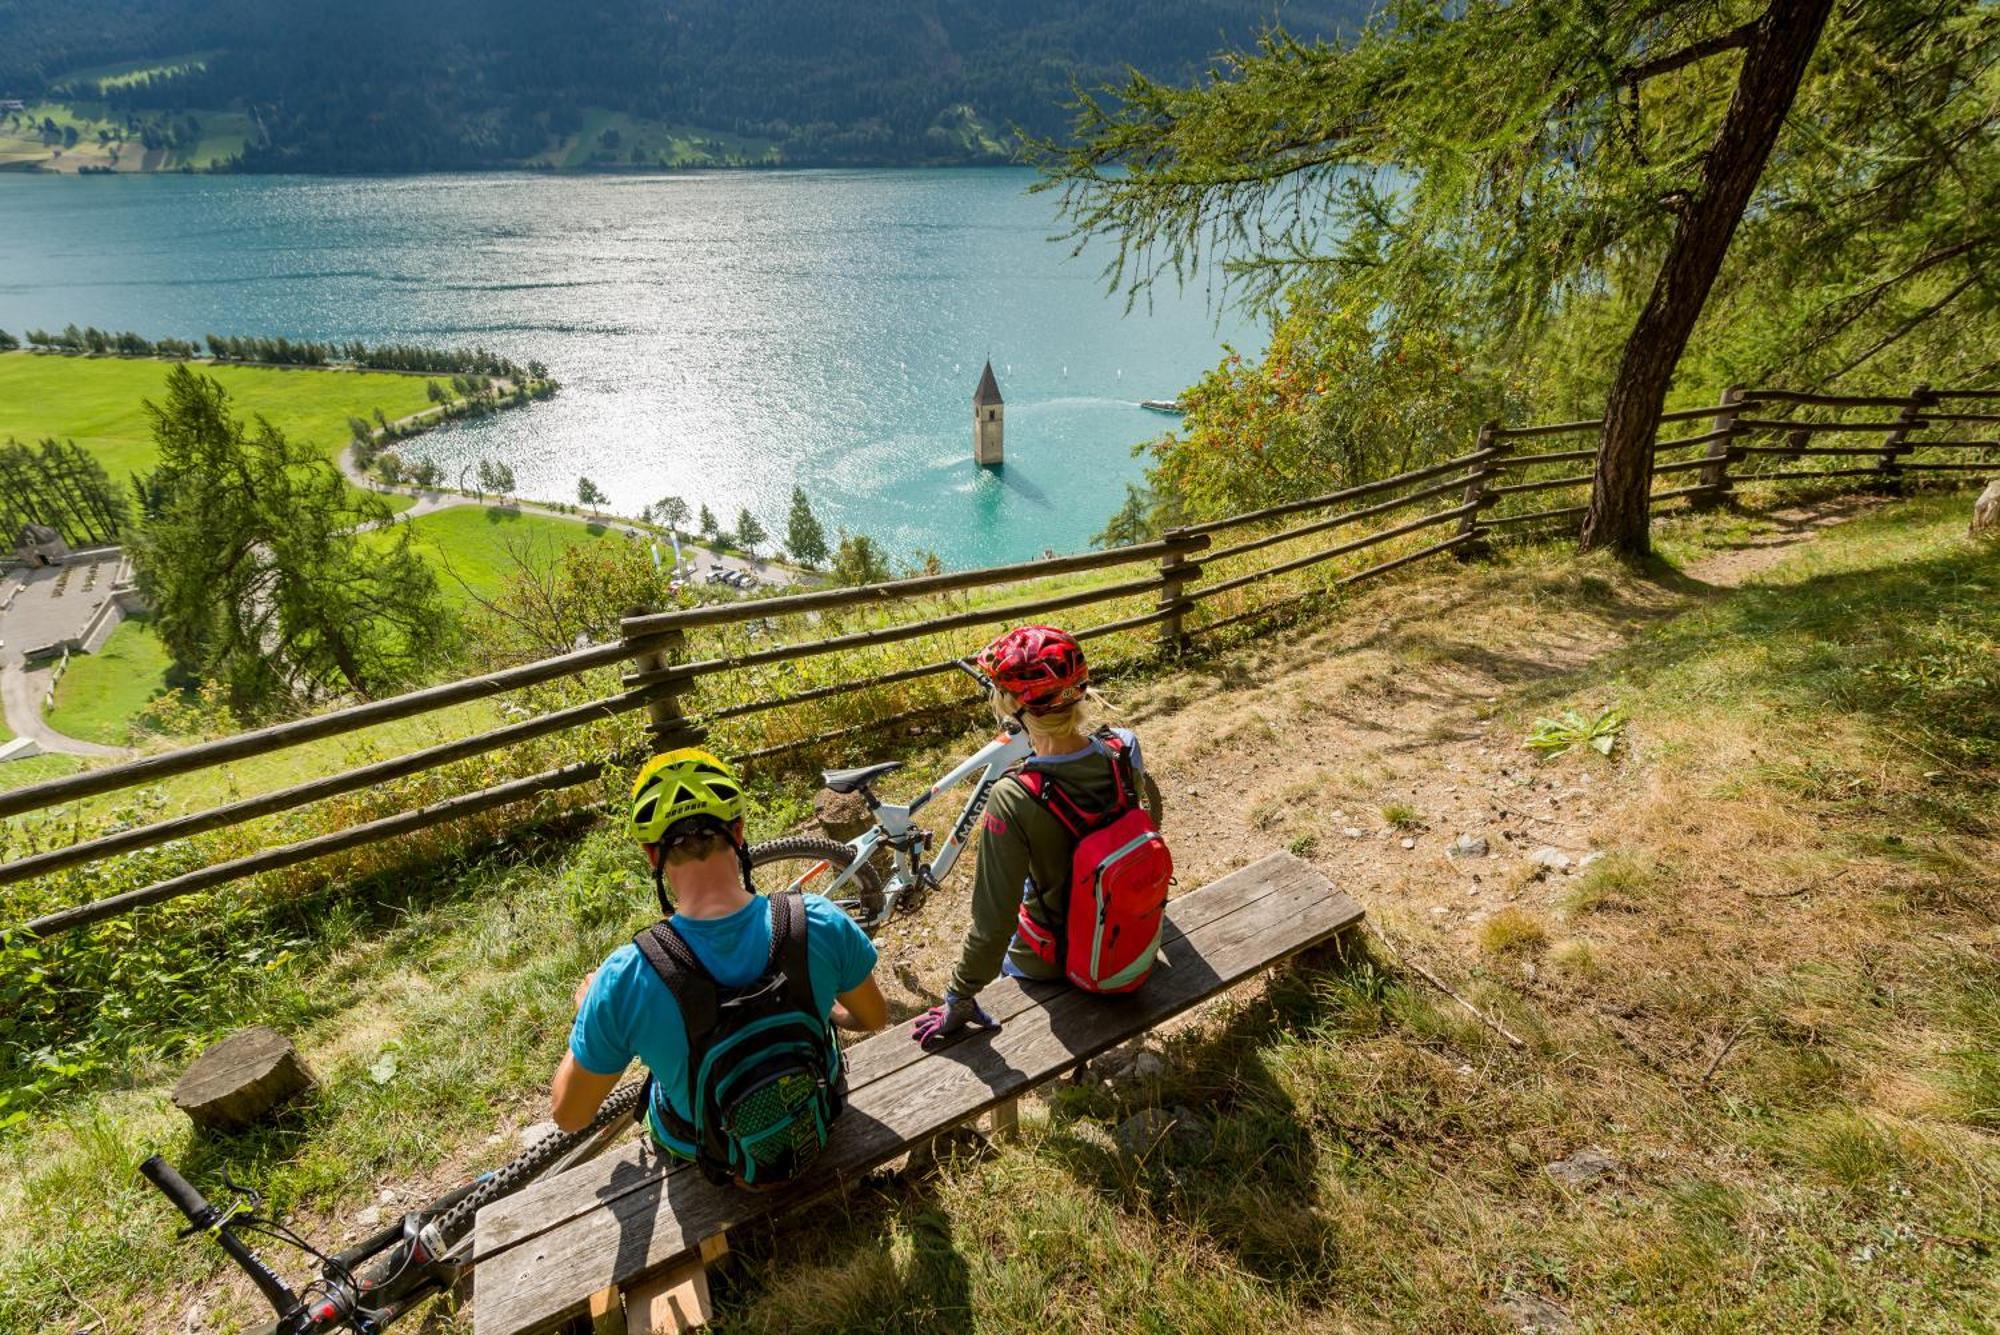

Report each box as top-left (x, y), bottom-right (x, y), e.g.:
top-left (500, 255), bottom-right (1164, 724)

top-left (972, 360), bottom-right (1004, 467)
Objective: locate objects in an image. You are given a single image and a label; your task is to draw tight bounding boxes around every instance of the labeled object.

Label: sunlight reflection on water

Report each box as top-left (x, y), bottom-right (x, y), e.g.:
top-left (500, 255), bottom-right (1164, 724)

top-left (0, 169), bottom-right (1262, 564)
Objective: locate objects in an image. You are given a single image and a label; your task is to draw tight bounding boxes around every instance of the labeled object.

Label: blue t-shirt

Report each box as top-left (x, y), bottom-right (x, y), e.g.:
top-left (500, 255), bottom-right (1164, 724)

top-left (570, 893), bottom-right (877, 1154)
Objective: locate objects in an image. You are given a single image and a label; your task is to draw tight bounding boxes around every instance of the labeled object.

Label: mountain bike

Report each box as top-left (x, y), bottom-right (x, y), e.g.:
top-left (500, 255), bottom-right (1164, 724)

top-left (142, 1079), bottom-right (647, 1334)
top-left (745, 660), bottom-right (1033, 933)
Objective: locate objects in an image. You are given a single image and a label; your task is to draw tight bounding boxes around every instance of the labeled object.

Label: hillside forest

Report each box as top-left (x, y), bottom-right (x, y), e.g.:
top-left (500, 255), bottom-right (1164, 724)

top-left (0, 0), bottom-right (1366, 171)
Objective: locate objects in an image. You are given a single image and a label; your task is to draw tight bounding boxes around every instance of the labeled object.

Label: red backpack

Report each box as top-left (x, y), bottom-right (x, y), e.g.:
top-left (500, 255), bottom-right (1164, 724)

top-left (1010, 732), bottom-right (1173, 993)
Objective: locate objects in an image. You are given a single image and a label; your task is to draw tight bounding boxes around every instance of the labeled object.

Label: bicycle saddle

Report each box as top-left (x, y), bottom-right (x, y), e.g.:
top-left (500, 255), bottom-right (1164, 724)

top-left (821, 761), bottom-right (902, 794)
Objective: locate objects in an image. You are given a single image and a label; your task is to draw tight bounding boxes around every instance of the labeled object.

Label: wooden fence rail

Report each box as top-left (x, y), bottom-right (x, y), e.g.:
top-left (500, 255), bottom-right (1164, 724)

top-left (4, 380), bottom-right (1994, 938)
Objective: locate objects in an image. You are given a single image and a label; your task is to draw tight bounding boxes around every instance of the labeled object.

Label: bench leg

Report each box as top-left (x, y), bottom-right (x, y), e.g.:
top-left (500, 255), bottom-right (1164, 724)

top-left (587, 1285), bottom-right (623, 1335)
top-left (988, 1097), bottom-right (1019, 1142)
top-left (623, 1234), bottom-right (729, 1335)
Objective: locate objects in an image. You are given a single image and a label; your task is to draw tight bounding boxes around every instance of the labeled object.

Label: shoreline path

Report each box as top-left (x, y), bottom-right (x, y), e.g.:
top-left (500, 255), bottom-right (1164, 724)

top-left (337, 422), bottom-right (803, 589)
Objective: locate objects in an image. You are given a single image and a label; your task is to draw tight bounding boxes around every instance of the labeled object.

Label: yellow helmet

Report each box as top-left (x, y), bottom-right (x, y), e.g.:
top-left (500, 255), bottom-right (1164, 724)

top-left (629, 748), bottom-right (745, 846)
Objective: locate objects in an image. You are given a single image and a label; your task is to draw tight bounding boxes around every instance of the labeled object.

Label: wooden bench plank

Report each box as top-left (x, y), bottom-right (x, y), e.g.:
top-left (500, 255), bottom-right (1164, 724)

top-left (476, 853), bottom-right (1318, 1261)
top-left (475, 852), bottom-right (1358, 1335)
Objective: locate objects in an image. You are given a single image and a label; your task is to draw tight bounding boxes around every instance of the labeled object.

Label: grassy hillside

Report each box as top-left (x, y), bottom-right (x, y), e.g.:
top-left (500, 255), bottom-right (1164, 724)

top-left (45, 615), bottom-right (175, 747)
top-left (527, 110), bottom-right (781, 170)
top-left (0, 98), bottom-right (248, 172)
top-left (0, 352), bottom-right (426, 510)
top-left (0, 493), bottom-right (1992, 1330)
top-left (373, 505), bottom-right (636, 608)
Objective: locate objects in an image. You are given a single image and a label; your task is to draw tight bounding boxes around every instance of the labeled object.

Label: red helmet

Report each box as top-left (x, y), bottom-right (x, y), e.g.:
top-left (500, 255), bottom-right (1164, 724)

top-left (978, 624), bottom-right (1089, 714)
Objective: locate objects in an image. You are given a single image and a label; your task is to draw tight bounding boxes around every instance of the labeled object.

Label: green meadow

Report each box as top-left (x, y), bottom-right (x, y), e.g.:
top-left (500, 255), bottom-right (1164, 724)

top-left (0, 352), bottom-right (428, 510)
top-left (45, 616), bottom-right (176, 747)
top-left (376, 505), bottom-right (636, 607)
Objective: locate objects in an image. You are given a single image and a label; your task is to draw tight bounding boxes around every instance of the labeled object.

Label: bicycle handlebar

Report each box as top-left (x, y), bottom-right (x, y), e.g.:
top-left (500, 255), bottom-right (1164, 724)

top-left (952, 659), bottom-right (994, 692)
top-left (140, 1154), bottom-right (212, 1223)
top-left (141, 1156), bottom-right (304, 1324)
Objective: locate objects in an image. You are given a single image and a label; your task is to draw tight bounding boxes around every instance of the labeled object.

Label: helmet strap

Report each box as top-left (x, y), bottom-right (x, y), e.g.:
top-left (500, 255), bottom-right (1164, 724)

top-left (652, 865), bottom-right (672, 918)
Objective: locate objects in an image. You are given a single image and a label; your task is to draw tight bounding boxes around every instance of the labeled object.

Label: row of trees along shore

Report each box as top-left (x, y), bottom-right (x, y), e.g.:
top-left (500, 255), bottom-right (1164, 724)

top-left (1048, 0), bottom-right (1996, 557)
top-left (601, 480), bottom-right (895, 581)
top-left (1, 324), bottom-right (549, 383)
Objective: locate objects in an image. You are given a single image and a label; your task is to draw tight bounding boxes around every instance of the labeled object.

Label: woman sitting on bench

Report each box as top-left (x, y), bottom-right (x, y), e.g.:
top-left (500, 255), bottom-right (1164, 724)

top-left (913, 625), bottom-right (1169, 1049)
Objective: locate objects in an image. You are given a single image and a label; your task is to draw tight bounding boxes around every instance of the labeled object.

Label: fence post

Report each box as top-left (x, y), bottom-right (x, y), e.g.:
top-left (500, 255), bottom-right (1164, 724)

top-left (1872, 383), bottom-right (1934, 493)
top-left (1156, 529), bottom-right (1198, 654)
top-left (1455, 421), bottom-right (1505, 557)
top-left (623, 608), bottom-right (703, 751)
top-left (1694, 384), bottom-right (1745, 507)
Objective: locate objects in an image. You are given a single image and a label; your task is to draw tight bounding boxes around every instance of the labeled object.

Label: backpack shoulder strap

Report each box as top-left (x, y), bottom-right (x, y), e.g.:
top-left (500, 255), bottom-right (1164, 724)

top-left (633, 920), bottom-right (719, 1048)
top-left (767, 893), bottom-right (818, 1018)
top-left (1008, 766), bottom-right (1089, 838)
top-left (1096, 730), bottom-right (1140, 812)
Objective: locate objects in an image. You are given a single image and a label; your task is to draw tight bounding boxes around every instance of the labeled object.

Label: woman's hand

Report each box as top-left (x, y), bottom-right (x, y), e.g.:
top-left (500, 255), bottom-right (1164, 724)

top-left (911, 992), bottom-right (999, 1049)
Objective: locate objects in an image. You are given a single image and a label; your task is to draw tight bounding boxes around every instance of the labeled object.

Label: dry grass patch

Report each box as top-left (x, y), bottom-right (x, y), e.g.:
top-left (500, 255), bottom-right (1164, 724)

top-left (1477, 907), bottom-right (1549, 954)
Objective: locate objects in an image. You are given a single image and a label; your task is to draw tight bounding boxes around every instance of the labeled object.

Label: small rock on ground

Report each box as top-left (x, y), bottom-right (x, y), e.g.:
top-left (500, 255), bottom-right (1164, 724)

top-left (519, 1120), bottom-right (560, 1150)
top-left (1113, 1105), bottom-right (1209, 1157)
top-left (1543, 1146), bottom-right (1618, 1188)
top-left (1529, 846), bottom-right (1574, 873)
top-left (1494, 1291), bottom-right (1570, 1332)
top-left (1448, 833), bottom-right (1490, 859)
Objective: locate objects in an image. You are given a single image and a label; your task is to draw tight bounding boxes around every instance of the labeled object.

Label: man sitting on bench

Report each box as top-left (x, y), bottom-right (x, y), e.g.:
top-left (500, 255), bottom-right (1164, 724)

top-left (551, 750), bottom-right (889, 1188)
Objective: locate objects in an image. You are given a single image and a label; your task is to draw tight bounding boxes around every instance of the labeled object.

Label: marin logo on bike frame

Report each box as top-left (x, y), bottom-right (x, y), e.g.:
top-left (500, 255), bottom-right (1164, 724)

top-left (752, 660), bottom-right (1031, 933)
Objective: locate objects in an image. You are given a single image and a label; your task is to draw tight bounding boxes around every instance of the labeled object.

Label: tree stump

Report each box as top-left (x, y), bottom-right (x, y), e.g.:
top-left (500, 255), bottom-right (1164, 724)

top-left (172, 1026), bottom-right (315, 1133)
top-left (1972, 479), bottom-right (2000, 538)
top-left (812, 787), bottom-right (872, 843)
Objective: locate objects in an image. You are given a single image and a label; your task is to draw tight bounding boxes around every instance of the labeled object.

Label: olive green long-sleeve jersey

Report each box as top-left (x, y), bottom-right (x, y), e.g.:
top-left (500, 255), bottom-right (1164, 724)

top-left (948, 731), bottom-right (1163, 998)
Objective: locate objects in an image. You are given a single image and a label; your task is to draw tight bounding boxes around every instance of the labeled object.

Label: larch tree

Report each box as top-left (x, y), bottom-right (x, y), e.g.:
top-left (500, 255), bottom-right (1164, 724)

top-left (655, 495), bottom-right (691, 533)
top-left (133, 365), bottom-right (457, 718)
top-left (784, 486), bottom-right (829, 566)
top-left (1034, 0), bottom-right (1999, 557)
top-left (735, 507), bottom-right (768, 555)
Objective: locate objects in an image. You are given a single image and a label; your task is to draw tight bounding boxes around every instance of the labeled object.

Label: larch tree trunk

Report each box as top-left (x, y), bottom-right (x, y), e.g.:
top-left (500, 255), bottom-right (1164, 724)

top-left (1579, 0), bottom-right (1835, 556)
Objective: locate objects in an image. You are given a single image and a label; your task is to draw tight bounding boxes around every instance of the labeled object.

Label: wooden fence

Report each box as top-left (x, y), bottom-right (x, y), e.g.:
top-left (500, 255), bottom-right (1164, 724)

top-left (3, 385), bottom-right (1993, 939)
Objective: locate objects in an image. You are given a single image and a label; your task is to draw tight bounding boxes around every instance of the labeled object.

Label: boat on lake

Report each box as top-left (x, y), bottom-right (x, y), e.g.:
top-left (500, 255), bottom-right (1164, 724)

top-left (1139, 398), bottom-right (1183, 414)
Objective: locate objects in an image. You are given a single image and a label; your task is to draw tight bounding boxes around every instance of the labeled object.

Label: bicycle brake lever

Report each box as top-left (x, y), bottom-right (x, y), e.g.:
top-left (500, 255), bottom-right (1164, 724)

top-left (952, 659), bottom-right (994, 693)
top-left (219, 1172), bottom-right (264, 1209)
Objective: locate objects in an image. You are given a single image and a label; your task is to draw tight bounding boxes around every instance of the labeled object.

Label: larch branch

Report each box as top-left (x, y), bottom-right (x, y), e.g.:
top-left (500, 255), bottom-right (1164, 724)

top-left (1617, 20), bottom-right (1758, 86)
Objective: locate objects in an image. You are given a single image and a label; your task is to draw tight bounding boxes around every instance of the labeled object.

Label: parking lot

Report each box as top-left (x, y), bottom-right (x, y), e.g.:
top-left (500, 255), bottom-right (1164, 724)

top-left (0, 551), bottom-right (126, 669)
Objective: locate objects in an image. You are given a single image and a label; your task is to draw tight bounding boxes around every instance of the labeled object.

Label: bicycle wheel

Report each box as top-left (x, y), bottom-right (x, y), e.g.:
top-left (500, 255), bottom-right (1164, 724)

top-left (749, 834), bottom-right (886, 927)
top-left (431, 1078), bottom-right (647, 1253)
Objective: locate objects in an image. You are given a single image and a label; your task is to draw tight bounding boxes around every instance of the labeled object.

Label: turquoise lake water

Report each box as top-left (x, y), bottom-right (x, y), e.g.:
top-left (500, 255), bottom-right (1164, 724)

top-left (0, 170), bottom-right (1262, 566)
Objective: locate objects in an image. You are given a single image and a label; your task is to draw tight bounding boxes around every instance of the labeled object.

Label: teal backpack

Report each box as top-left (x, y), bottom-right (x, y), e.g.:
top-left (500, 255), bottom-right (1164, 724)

top-left (633, 893), bottom-right (845, 1188)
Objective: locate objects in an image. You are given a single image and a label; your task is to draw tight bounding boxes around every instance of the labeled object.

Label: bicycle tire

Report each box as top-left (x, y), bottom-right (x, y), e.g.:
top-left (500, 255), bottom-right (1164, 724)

top-left (748, 834), bottom-right (886, 927)
top-left (431, 1078), bottom-right (646, 1249)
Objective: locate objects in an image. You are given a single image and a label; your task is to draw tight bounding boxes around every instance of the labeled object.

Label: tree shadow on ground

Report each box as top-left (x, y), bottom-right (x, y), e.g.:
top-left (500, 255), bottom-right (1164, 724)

top-left (711, 1178), bottom-right (976, 1334)
top-left (1024, 932), bottom-right (1400, 1300)
top-left (1510, 541), bottom-right (1999, 778)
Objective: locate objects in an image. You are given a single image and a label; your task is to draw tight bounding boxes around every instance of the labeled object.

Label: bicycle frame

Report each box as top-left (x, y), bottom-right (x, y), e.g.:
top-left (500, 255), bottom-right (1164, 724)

top-left (811, 724), bottom-right (1035, 930)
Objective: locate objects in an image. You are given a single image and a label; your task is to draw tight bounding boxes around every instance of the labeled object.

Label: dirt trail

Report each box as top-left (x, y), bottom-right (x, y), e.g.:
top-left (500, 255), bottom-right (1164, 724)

top-left (869, 496), bottom-right (1875, 1012)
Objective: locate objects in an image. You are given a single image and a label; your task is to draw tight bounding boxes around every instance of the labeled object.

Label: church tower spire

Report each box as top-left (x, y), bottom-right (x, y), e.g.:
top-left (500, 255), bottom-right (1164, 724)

top-left (972, 360), bottom-right (1004, 467)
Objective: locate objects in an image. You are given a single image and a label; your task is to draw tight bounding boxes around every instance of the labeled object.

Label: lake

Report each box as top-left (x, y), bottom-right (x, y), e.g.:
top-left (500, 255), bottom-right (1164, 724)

top-left (0, 170), bottom-right (1261, 567)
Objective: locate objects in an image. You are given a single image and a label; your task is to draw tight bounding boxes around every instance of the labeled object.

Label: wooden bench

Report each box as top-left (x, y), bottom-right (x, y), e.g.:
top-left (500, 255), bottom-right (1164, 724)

top-left (474, 851), bottom-right (1362, 1334)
